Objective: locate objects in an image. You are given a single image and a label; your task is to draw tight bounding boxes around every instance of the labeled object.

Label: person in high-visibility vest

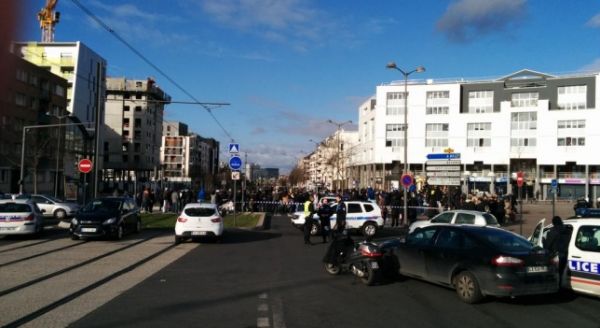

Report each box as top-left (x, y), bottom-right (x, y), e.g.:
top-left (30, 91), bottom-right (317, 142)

top-left (303, 194), bottom-right (315, 245)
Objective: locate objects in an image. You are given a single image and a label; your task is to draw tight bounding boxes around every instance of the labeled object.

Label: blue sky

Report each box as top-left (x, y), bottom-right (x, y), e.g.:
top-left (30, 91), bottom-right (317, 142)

top-left (17, 0), bottom-right (600, 172)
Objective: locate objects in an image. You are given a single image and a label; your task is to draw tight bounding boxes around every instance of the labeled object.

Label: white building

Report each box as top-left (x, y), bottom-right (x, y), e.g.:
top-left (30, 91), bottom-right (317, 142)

top-left (350, 69), bottom-right (600, 200)
top-left (306, 129), bottom-right (358, 191)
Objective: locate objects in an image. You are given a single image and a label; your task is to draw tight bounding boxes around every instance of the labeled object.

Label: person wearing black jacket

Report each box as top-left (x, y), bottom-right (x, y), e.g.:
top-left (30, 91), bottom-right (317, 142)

top-left (317, 199), bottom-right (333, 243)
top-left (543, 216), bottom-right (571, 286)
top-left (334, 195), bottom-right (346, 234)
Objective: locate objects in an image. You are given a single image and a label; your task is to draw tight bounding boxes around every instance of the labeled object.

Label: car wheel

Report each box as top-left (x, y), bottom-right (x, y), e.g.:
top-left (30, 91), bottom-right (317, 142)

top-left (114, 225), bottom-right (124, 240)
top-left (324, 263), bottom-right (341, 275)
top-left (134, 219), bottom-right (142, 233)
top-left (310, 222), bottom-right (320, 236)
top-left (360, 262), bottom-right (381, 286)
top-left (54, 209), bottom-right (67, 220)
top-left (454, 271), bottom-right (483, 304)
top-left (71, 233), bottom-right (79, 240)
top-left (362, 222), bottom-right (377, 237)
top-left (174, 236), bottom-right (182, 244)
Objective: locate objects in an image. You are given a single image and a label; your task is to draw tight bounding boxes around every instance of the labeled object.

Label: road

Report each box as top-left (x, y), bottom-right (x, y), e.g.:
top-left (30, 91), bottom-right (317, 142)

top-left (69, 213), bottom-right (599, 328)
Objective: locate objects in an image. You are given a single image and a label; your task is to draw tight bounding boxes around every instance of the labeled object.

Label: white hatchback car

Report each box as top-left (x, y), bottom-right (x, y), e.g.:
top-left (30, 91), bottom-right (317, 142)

top-left (0, 199), bottom-right (45, 236)
top-left (175, 203), bottom-right (224, 243)
top-left (408, 210), bottom-right (500, 234)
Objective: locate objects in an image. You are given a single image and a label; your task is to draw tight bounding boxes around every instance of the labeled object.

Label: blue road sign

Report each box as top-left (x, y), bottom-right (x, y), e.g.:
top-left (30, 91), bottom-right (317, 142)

top-left (229, 143), bottom-right (240, 153)
top-left (401, 174), bottom-right (413, 188)
top-left (229, 156), bottom-right (243, 171)
top-left (551, 179), bottom-right (558, 189)
top-left (427, 153), bottom-right (461, 160)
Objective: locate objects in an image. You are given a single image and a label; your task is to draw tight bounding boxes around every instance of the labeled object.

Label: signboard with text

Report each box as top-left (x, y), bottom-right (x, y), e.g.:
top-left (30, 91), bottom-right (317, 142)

top-left (425, 153), bottom-right (461, 186)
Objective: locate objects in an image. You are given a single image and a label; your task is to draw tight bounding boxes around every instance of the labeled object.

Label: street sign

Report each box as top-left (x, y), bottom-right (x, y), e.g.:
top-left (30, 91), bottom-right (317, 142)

top-left (78, 159), bottom-right (93, 174)
top-left (231, 171), bottom-right (241, 180)
top-left (401, 174), bottom-right (413, 188)
top-left (517, 171), bottom-right (524, 188)
top-left (229, 156), bottom-right (243, 171)
top-left (228, 143), bottom-right (240, 153)
top-left (551, 179), bottom-right (558, 189)
top-left (426, 153), bottom-right (461, 160)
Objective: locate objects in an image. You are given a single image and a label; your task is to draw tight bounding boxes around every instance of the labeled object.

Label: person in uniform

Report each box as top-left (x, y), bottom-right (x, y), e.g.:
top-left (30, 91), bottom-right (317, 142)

top-left (303, 195), bottom-right (316, 245)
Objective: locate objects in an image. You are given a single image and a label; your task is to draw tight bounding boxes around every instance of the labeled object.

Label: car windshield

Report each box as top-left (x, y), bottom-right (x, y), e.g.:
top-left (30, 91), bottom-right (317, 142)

top-left (0, 203), bottom-right (31, 213)
top-left (44, 195), bottom-right (64, 203)
top-left (80, 199), bottom-right (121, 213)
top-left (474, 229), bottom-right (533, 253)
top-left (184, 207), bottom-right (216, 217)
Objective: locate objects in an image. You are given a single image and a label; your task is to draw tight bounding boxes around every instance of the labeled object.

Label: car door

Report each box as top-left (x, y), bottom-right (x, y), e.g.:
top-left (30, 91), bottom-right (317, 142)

top-left (120, 200), bottom-right (133, 231)
top-left (397, 226), bottom-right (439, 278)
top-left (346, 203), bottom-right (363, 228)
top-left (426, 227), bottom-right (471, 284)
top-left (32, 195), bottom-right (53, 217)
top-left (568, 224), bottom-right (600, 296)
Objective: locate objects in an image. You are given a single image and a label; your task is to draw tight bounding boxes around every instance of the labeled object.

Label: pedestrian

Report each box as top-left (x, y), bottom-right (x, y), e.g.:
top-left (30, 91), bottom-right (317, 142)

top-left (390, 189), bottom-right (401, 227)
top-left (303, 195), bottom-right (316, 245)
top-left (407, 193), bottom-right (418, 226)
top-left (334, 194), bottom-right (346, 235)
top-left (317, 198), bottom-right (333, 243)
top-left (171, 189), bottom-right (179, 213)
top-left (543, 216), bottom-right (571, 287)
top-left (377, 193), bottom-right (387, 226)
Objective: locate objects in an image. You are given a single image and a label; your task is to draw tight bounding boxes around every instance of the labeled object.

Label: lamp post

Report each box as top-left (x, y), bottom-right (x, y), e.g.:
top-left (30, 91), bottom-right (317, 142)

top-left (51, 114), bottom-right (70, 198)
top-left (386, 62), bottom-right (425, 226)
top-left (326, 120), bottom-right (352, 191)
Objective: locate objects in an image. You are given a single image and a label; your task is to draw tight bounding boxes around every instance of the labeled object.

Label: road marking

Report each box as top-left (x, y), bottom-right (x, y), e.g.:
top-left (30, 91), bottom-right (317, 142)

top-left (271, 296), bottom-right (287, 328)
top-left (258, 292), bottom-right (268, 299)
top-left (257, 317), bottom-right (270, 327)
top-left (258, 303), bottom-right (269, 312)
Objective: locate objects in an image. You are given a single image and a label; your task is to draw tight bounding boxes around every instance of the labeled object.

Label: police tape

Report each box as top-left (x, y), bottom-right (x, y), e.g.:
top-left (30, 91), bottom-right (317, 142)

top-left (220, 200), bottom-right (442, 211)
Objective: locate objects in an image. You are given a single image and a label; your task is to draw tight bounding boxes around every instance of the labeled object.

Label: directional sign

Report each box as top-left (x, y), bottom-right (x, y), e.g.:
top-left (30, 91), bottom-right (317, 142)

top-left (427, 153), bottom-right (461, 160)
top-left (78, 159), bottom-right (93, 174)
top-left (229, 156), bottom-right (243, 171)
top-left (401, 174), bottom-right (413, 188)
top-left (228, 143), bottom-right (240, 153)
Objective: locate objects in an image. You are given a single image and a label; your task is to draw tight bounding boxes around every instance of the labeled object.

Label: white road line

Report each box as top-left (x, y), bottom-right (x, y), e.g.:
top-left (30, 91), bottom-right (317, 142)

top-left (257, 317), bottom-right (270, 328)
top-left (271, 296), bottom-right (287, 328)
top-left (258, 303), bottom-right (269, 312)
top-left (258, 292), bottom-right (268, 299)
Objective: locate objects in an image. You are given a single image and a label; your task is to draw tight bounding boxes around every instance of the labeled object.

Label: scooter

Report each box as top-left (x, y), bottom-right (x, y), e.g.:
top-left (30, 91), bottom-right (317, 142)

top-left (322, 234), bottom-right (384, 285)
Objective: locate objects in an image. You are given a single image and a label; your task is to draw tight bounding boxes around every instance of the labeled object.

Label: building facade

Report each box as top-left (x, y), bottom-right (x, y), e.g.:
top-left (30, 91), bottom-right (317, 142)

top-left (349, 69), bottom-right (600, 200)
top-left (103, 77), bottom-right (170, 193)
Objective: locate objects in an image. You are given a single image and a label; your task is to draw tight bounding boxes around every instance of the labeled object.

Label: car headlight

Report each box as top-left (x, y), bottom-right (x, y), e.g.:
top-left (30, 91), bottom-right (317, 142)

top-left (103, 217), bottom-right (117, 225)
top-left (71, 218), bottom-right (78, 225)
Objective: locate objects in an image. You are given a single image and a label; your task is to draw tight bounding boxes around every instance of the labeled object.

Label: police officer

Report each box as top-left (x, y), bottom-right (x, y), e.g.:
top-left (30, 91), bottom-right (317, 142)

top-left (317, 198), bottom-right (333, 243)
top-left (334, 195), bottom-right (346, 235)
top-left (303, 195), bottom-right (316, 245)
top-left (543, 216), bottom-right (571, 286)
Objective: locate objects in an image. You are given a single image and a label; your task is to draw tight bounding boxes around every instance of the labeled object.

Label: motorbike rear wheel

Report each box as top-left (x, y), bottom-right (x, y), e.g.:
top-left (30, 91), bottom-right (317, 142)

top-left (324, 263), bottom-right (341, 275)
top-left (360, 262), bottom-right (381, 286)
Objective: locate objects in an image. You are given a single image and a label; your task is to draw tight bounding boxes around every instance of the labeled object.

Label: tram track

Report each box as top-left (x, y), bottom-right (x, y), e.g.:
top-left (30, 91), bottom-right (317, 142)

top-left (0, 240), bottom-right (87, 268)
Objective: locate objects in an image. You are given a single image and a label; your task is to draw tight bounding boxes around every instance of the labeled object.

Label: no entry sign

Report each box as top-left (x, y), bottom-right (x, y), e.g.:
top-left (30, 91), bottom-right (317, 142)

top-left (78, 159), bottom-right (93, 174)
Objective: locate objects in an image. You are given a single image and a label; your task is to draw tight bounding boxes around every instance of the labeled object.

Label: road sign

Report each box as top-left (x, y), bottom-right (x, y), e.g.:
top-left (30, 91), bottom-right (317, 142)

top-left (229, 156), bottom-right (243, 171)
top-left (426, 153), bottom-right (461, 160)
top-left (231, 171), bottom-right (241, 180)
top-left (228, 143), bottom-right (240, 153)
top-left (551, 179), bottom-right (558, 189)
top-left (401, 174), bottom-right (413, 188)
top-left (78, 159), bottom-right (93, 174)
top-left (517, 171), bottom-right (524, 188)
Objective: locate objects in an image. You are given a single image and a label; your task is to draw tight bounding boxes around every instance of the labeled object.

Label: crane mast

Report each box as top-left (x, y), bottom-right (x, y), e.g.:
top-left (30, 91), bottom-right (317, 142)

top-left (37, 0), bottom-right (59, 42)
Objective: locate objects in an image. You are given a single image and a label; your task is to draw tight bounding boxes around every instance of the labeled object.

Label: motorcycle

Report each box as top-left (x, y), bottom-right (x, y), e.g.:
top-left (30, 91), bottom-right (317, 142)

top-left (322, 234), bottom-right (385, 285)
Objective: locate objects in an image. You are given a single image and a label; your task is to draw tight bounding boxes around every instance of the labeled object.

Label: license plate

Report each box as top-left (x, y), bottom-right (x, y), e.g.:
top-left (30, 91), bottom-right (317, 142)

top-left (81, 227), bottom-right (97, 233)
top-left (527, 266), bottom-right (548, 273)
top-left (191, 231), bottom-right (207, 236)
top-left (370, 261), bottom-right (379, 269)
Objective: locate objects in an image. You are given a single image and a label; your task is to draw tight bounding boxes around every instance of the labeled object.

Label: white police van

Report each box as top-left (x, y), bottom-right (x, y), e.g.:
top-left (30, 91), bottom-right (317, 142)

top-left (530, 218), bottom-right (600, 298)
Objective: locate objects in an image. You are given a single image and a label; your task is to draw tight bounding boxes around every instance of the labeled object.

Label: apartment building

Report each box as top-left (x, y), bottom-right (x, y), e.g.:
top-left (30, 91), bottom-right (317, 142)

top-left (103, 77), bottom-right (170, 193)
top-left (350, 69), bottom-right (600, 200)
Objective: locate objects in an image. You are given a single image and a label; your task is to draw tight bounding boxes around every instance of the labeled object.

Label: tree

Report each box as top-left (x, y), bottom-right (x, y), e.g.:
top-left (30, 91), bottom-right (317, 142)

top-left (289, 165), bottom-right (306, 186)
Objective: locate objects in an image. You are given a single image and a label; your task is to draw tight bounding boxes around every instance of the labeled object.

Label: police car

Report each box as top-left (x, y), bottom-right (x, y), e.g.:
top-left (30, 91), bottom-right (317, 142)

top-left (530, 217), bottom-right (600, 298)
top-left (290, 201), bottom-right (384, 237)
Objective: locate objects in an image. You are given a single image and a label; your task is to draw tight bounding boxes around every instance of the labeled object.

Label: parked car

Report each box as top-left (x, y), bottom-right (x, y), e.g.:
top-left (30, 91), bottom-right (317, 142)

top-left (408, 210), bottom-right (500, 234)
top-left (0, 199), bottom-right (45, 236)
top-left (16, 194), bottom-right (79, 219)
top-left (392, 225), bottom-right (559, 303)
top-left (530, 217), bottom-right (600, 298)
top-left (175, 203), bottom-right (224, 244)
top-left (70, 197), bottom-right (141, 240)
top-left (291, 201), bottom-right (384, 237)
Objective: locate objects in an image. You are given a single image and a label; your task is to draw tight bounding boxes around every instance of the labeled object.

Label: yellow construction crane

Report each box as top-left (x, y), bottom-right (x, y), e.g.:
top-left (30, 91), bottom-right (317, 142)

top-left (37, 0), bottom-right (59, 42)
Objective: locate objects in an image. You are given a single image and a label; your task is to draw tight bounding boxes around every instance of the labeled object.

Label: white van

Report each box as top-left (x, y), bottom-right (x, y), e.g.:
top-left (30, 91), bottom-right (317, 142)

top-left (530, 218), bottom-right (600, 298)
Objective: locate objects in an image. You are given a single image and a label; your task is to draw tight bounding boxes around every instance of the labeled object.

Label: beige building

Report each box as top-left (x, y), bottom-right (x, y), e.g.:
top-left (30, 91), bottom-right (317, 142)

top-left (103, 77), bottom-right (170, 193)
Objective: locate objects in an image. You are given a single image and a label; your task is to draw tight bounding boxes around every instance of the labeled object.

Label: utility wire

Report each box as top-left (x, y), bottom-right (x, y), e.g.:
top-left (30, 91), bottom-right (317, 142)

top-left (69, 0), bottom-right (235, 142)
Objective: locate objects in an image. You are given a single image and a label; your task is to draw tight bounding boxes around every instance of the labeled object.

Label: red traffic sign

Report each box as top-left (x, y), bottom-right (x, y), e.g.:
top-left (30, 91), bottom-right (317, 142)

top-left (78, 159), bottom-right (93, 174)
top-left (516, 171), bottom-right (524, 188)
top-left (401, 174), bottom-right (413, 188)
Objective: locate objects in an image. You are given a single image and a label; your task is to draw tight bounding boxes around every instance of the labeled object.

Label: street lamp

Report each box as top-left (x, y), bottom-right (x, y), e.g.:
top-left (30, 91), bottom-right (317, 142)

top-left (49, 114), bottom-right (70, 198)
top-left (386, 62), bottom-right (425, 226)
top-left (326, 119), bottom-right (352, 191)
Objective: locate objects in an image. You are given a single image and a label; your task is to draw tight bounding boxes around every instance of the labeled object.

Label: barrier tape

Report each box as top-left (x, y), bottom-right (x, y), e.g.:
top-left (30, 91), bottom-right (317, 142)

top-left (217, 200), bottom-right (442, 211)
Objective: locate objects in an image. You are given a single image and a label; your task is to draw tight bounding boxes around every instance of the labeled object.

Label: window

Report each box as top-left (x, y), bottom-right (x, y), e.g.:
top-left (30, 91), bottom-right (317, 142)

top-left (15, 93), bottom-right (27, 106)
top-left (557, 120), bottom-right (585, 147)
top-left (510, 112), bottom-right (537, 130)
top-left (557, 85), bottom-right (587, 110)
top-left (426, 91), bottom-right (449, 115)
top-left (135, 93), bottom-right (142, 100)
top-left (426, 106), bottom-right (449, 115)
top-left (431, 212), bottom-right (453, 223)
top-left (557, 137), bottom-right (585, 147)
top-left (364, 204), bottom-right (374, 212)
top-left (386, 92), bottom-right (406, 115)
top-left (427, 91), bottom-right (449, 99)
top-left (55, 85), bottom-right (65, 97)
top-left (134, 118), bottom-right (141, 128)
top-left (511, 92), bottom-right (539, 107)
top-left (510, 137), bottom-right (537, 147)
top-left (16, 69), bottom-right (27, 82)
top-left (455, 213), bottom-right (476, 224)
top-left (123, 118), bottom-right (130, 128)
top-left (124, 106), bottom-right (130, 112)
top-left (435, 229), bottom-right (465, 249)
top-left (557, 120), bottom-right (585, 129)
top-left (468, 90), bottom-right (494, 113)
top-left (135, 106), bottom-right (142, 112)
top-left (425, 123), bottom-right (449, 148)
top-left (407, 227), bottom-right (438, 246)
top-left (575, 226), bottom-right (600, 252)
top-left (347, 203), bottom-right (362, 213)
top-left (467, 123), bottom-right (492, 148)
top-left (122, 143), bottom-right (128, 152)
top-left (385, 124), bottom-right (405, 147)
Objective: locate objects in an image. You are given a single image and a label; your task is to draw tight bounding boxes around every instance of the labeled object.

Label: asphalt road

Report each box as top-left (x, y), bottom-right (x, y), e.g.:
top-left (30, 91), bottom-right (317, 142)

top-left (71, 214), bottom-right (600, 328)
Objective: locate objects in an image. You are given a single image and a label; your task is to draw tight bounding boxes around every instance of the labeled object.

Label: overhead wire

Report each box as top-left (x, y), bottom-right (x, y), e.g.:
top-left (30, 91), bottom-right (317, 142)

top-left (68, 0), bottom-right (235, 142)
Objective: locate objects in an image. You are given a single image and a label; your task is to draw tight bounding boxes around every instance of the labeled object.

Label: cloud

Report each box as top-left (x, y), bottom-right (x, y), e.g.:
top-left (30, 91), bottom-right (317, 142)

top-left (251, 127), bottom-right (266, 135)
top-left (580, 58), bottom-right (600, 72)
top-left (436, 0), bottom-right (527, 43)
top-left (587, 13), bottom-right (600, 28)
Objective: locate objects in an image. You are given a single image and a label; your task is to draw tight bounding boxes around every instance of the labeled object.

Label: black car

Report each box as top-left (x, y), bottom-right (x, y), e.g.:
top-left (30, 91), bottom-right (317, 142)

top-left (70, 197), bottom-right (141, 240)
top-left (392, 225), bottom-right (559, 303)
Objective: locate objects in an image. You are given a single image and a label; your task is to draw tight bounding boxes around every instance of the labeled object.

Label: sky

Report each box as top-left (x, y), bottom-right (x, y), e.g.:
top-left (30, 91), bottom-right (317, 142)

top-left (16, 0), bottom-right (600, 173)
